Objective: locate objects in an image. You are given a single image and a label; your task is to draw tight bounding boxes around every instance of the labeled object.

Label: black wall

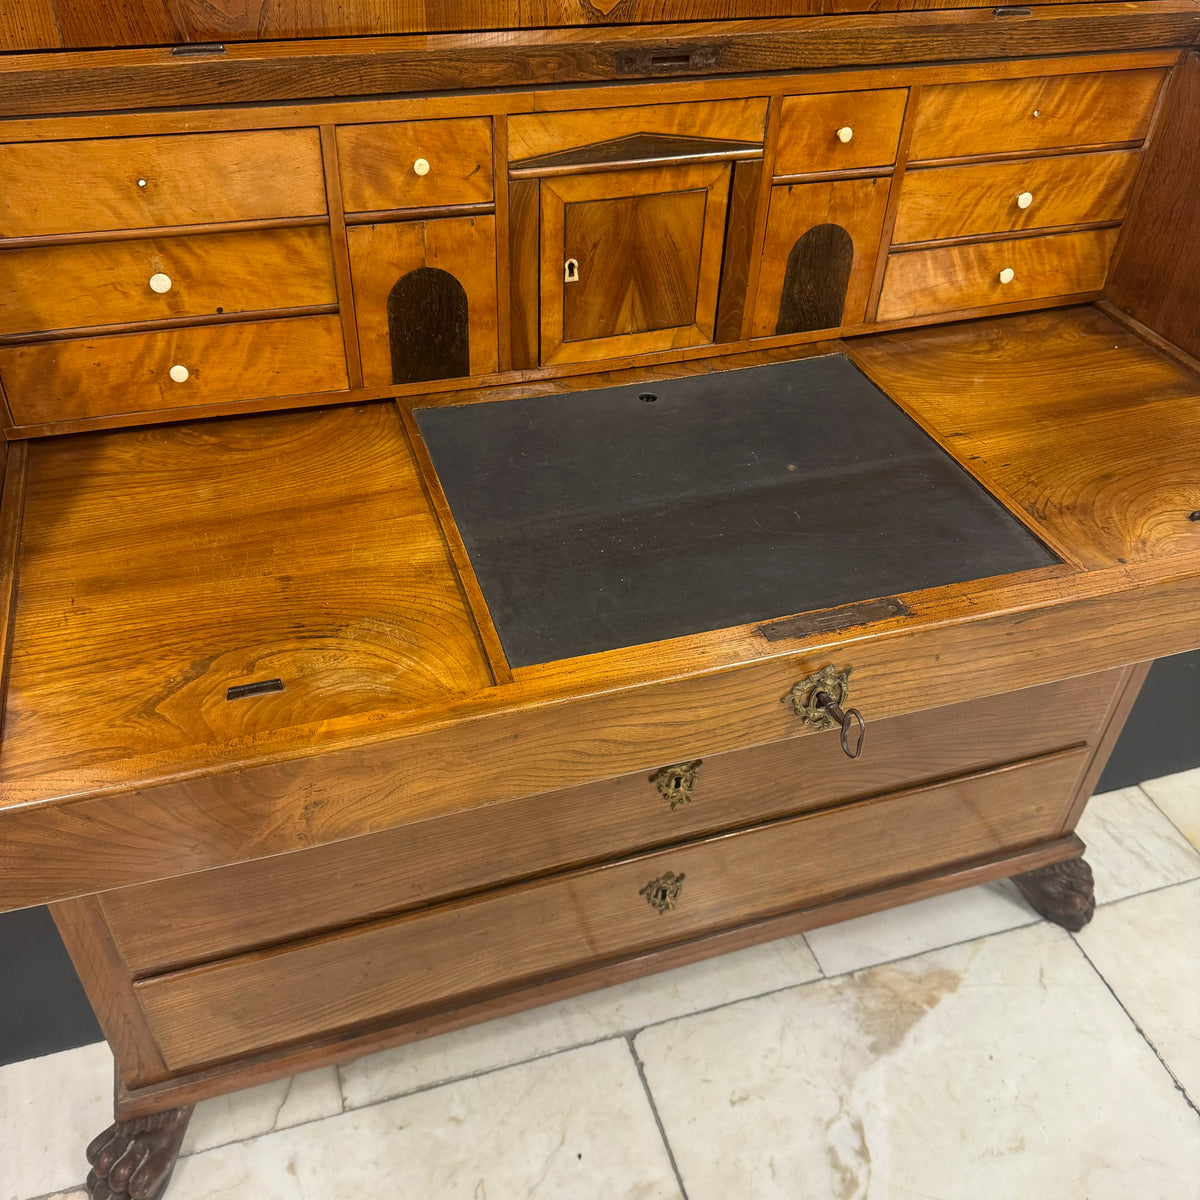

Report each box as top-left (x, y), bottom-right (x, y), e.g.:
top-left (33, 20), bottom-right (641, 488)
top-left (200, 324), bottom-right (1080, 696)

top-left (3, 649), bottom-right (1198, 1068)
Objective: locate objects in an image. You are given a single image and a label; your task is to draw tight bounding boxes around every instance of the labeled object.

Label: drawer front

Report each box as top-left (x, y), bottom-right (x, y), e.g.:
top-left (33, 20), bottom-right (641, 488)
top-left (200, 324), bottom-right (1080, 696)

top-left (892, 151), bottom-right (1142, 245)
top-left (0, 227), bottom-right (338, 336)
top-left (909, 70), bottom-right (1165, 162)
top-left (336, 119), bottom-right (494, 213)
top-left (0, 130), bottom-right (327, 237)
top-left (877, 228), bottom-right (1119, 322)
top-left (134, 748), bottom-right (1088, 1069)
top-left (101, 669), bottom-right (1123, 976)
top-left (775, 89), bottom-right (908, 175)
top-left (0, 315), bottom-right (349, 425)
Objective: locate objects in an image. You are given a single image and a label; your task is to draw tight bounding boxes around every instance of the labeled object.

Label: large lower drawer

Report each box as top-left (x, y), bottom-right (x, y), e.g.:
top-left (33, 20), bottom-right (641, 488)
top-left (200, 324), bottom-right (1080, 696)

top-left (102, 670), bottom-right (1123, 975)
top-left (876, 228), bottom-right (1119, 322)
top-left (0, 315), bottom-right (349, 424)
top-left (133, 747), bottom-right (1088, 1070)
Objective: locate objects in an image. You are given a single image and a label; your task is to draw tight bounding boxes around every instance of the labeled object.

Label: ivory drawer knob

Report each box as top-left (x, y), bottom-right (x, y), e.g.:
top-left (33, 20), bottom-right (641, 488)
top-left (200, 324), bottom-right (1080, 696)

top-left (999, 267), bottom-right (1016, 285)
top-left (149, 273), bottom-right (172, 294)
top-left (137, 178), bottom-right (148, 188)
top-left (413, 157), bottom-right (431, 176)
top-left (836, 126), bottom-right (854, 144)
top-left (169, 364), bottom-right (190, 383)
top-left (1017, 191), bottom-right (1034, 210)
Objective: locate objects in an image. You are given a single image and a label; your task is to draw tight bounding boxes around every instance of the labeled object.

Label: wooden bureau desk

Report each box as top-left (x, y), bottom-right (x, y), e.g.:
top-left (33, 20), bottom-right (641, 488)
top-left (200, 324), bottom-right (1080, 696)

top-left (1, 4), bottom-right (1199, 1196)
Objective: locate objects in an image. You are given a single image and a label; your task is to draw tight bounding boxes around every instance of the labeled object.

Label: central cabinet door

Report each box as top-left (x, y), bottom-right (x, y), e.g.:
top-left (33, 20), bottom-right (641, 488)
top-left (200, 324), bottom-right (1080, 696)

top-left (539, 162), bottom-right (732, 364)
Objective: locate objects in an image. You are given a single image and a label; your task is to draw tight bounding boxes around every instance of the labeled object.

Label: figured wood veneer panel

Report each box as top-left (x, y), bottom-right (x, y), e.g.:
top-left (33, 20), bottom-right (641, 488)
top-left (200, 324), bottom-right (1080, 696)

top-left (893, 150), bottom-right (1141, 244)
top-left (0, 227), bottom-right (338, 336)
top-left (348, 217), bottom-right (498, 385)
top-left (0, 0), bottom-right (61, 51)
top-left (509, 99), bottom-right (767, 163)
top-left (775, 88), bottom-right (907, 174)
top-left (909, 69), bottom-right (1165, 161)
top-left (849, 307), bottom-right (1200, 569)
top-left (752, 177), bottom-right (890, 337)
top-left (0, 129), bottom-right (327, 237)
top-left (135, 748), bottom-right (1087, 1070)
top-left (103, 671), bottom-right (1125, 975)
top-left (0, 315), bottom-right (349, 424)
top-left (0, 403), bottom-right (491, 783)
top-left (336, 119), bottom-right (493, 212)
top-left (877, 227), bottom-right (1119, 321)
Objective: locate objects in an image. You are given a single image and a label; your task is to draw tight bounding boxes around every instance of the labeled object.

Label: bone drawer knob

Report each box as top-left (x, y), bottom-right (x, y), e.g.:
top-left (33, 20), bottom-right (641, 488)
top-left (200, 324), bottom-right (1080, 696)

top-left (1017, 191), bottom-right (1034, 210)
top-left (137, 178), bottom-right (148, 188)
top-left (169, 364), bottom-right (190, 383)
top-left (836, 126), bottom-right (854, 143)
top-left (413, 157), bottom-right (431, 176)
top-left (149, 273), bottom-right (172, 294)
top-left (999, 267), bottom-right (1016, 285)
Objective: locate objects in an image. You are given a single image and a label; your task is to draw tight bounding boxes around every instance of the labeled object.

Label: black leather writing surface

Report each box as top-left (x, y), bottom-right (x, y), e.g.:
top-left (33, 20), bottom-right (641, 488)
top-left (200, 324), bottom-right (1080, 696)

top-left (417, 355), bottom-right (1057, 667)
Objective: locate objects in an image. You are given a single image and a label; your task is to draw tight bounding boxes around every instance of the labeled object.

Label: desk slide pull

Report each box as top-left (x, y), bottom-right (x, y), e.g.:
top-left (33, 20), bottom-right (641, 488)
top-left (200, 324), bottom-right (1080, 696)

top-left (782, 664), bottom-right (867, 760)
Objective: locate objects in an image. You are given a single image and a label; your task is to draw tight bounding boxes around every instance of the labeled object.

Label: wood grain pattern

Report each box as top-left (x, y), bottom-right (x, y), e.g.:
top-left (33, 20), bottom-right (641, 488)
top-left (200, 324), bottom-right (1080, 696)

top-left (108, 835), bottom-right (1085, 1118)
top-left (509, 99), bottom-right (768, 163)
top-left (714, 158), bottom-right (763, 342)
top-left (347, 217), bottom-right (498, 385)
top-left (893, 150), bottom-right (1142, 244)
top-left (0, 227), bottom-right (338, 336)
top-left (319, 124), bottom-right (365, 390)
top-left (0, 403), bottom-right (491, 791)
top-left (1106, 53), bottom-right (1200, 362)
top-left (0, 129), bottom-right (327, 237)
top-left (100, 670), bottom-right (1124, 975)
top-left (336, 119), bottom-right (493, 213)
top-left (0, 315), bottom-right (349, 424)
top-left (0, 15), bottom-right (1191, 118)
top-left (909, 68), bottom-right (1166, 161)
top-left (849, 306), bottom-right (1200, 568)
top-left (507, 178), bottom-right (541, 371)
top-left (0, 0), bottom-right (60, 51)
top-left (134, 748), bottom-right (1088, 1070)
top-left (876, 227), bottom-right (1119, 321)
top-left (752, 177), bottom-right (890, 336)
top-left (50, 896), bottom-right (171, 1087)
top-left (775, 88), bottom-right (908, 174)
top-left (540, 162), bottom-right (731, 363)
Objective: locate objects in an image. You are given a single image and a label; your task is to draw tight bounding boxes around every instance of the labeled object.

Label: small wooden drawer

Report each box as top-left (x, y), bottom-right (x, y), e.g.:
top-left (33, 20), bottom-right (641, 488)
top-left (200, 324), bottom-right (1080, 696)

top-left (0, 227), bottom-right (338, 336)
top-left (0, 315), bottom-right (349, 425)
top-left (336, 119), bottom-right (494, 213)
top-left (133, 747), bottom-right (1087, 1069)
top-left (774, 89), bottom-right (908, 175)
top-left (909, 69), bottom-right (1165, 162)
top-left (876, 227), bottom-right (1120, 322)
top-left (893, 151), bottom-right (1142, 245)
top-left (0, 130), bottom-right (327, 237)
top-left (101, 670), bottom-right (1122, 976)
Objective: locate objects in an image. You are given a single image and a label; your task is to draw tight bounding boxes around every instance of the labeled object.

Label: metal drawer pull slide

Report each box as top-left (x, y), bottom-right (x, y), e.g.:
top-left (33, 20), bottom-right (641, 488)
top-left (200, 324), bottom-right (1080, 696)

top-left (782, 664), bottom-right (867, 760)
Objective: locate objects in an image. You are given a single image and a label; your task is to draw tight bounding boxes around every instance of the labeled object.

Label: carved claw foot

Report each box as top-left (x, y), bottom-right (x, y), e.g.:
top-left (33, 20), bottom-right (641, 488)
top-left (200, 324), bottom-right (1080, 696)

top-left (86, 1105), bottom-right (193, 1200)
top-left (1013, 856), bottom-right (1096, 932)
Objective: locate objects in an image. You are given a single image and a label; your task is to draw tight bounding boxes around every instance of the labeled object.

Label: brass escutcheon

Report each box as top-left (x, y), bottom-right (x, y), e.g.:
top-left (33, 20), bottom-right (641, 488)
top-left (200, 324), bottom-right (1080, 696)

top-left (640, 871), bottom-right (686, 914)
top-left (781, 664), bottom-right (852, 730)
top-left (649, 759), bottom-right (702, 810)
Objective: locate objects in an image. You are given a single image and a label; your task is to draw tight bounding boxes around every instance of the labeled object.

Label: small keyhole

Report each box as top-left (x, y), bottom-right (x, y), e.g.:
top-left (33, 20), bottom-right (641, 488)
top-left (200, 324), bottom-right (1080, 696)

top-left (564, 258), bottom-right (579, 283)
top-left (671, 774), bottom-right (683, 790)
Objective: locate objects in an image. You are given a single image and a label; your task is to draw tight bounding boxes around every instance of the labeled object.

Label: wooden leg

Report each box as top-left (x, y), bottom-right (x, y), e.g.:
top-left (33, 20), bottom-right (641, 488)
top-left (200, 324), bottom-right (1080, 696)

top-left (86, 1105), bottom-right (193, 1200)
top-left (1012, 856), bottom-right (1096, 932)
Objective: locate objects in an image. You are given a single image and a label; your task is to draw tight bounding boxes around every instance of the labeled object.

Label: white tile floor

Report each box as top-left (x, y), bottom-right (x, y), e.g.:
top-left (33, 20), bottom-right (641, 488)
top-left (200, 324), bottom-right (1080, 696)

top-left (6, 768), bottom-right (1200, 1200)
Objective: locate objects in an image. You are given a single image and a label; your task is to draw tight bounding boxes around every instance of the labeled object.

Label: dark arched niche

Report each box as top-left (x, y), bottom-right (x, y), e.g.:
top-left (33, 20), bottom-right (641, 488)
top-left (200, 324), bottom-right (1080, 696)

top-left (387, 267), bottom-right (470, 384)
top-left (775, 223), bottom-right (854, 336)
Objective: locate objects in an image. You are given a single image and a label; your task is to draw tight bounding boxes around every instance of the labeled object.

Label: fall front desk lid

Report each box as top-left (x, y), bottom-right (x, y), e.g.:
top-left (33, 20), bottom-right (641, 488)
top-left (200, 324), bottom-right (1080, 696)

top-left (416, 354), bottom-right (1057, 667)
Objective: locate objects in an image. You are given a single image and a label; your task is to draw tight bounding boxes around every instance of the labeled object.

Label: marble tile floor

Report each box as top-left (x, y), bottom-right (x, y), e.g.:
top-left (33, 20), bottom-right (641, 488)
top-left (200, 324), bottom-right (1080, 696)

top-left (6, 767), bottom-right (1200, 1200)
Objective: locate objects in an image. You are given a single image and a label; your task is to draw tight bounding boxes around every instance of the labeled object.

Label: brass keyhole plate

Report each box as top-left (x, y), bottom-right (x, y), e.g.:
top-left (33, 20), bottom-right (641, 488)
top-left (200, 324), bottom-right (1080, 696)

top-left (650, 759), bottom-right (702, 810)
top-left (782, 664), bottom-right (852, 730)
top-left (640, 871), bottom-right (686, 914)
